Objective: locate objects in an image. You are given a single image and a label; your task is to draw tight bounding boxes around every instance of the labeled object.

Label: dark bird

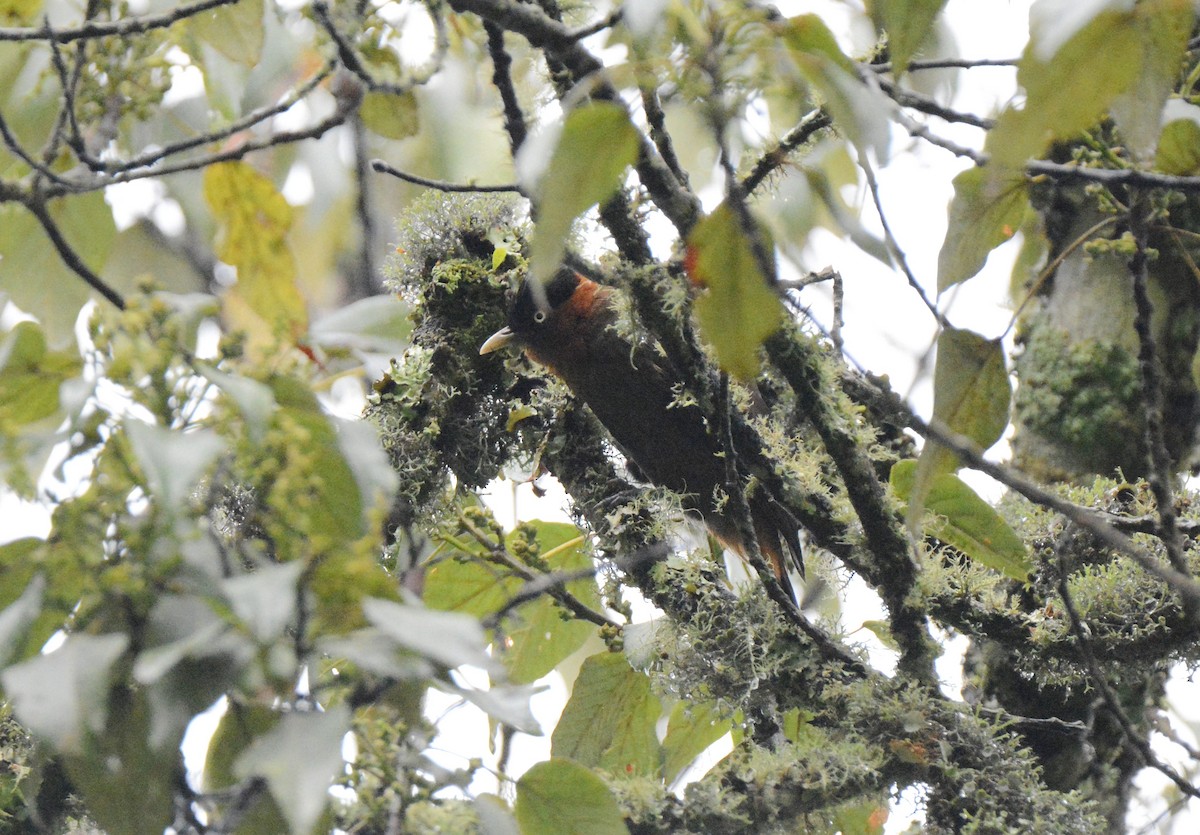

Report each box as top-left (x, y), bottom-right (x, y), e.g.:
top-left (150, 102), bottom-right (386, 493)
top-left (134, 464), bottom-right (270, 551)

top-left (480, 268), bottom-right (803, 593)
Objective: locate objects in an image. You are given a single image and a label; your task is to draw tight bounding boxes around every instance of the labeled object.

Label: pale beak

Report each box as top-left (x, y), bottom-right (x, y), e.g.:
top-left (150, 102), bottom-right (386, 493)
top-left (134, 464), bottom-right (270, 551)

top-left (479, 326), bottom-right (516, 355)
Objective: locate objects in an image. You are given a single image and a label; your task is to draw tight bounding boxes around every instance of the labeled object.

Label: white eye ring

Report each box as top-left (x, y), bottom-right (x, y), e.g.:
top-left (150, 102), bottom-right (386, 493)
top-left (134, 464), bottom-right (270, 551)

top-left (533, 310), bottom-right (547, 324)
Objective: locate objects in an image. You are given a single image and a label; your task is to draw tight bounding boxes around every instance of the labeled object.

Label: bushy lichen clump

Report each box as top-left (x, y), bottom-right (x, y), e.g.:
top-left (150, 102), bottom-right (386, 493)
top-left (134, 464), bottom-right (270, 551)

top-left (368, 195), bottom-right (535, 519)
top-left (919, 477), bottom-right (1200, 688)
top-left (1013, 315), bottom-right (1143, 478)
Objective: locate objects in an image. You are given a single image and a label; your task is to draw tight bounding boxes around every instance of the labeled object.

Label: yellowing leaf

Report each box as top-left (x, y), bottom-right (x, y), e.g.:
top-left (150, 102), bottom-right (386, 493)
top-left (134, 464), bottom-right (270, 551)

top-left (662, 701), bottom-right (730, 782)
top-left (359, 90), bottom-right (420, 140)
top-left (0, 0), bottom-right (41, 24)
top-left (204, 161), bottom-right (307, 342)
top-left (932, 328), bottom-right (1011, 454)
top-left (687, 203), bottom-right (783, 381)
top-left (528, 103), bottom-right (640, 284)
top-left (188, 0), bottom-right (264, 66)
top-left (937, 166), bottom-right (1029, 293)
top-left (892, 460), bottom-right (1030, 582)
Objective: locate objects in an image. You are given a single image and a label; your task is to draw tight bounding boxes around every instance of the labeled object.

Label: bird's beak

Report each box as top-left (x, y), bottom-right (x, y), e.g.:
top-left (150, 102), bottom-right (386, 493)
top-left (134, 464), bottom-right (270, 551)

top-left (480, 326), bottom-right (516, 355)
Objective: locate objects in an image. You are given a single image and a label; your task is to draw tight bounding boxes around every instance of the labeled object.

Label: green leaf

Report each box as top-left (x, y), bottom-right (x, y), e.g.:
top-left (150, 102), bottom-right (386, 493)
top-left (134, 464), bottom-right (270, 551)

top-left (222, 562), bottom-right (305, 643)
top-left (661, 701), bottom-right (730, 782)
top-left (782, 15), bottom-right (892, 159)
top-left (235, 704), bottom-right (350, 835)
top-left (988, 9), bottom-right (1142, 169)
top-left (932, 328), bottom-right (1011, 455)
top-left (268, 376), bottom-right (364, 542)
top-left (551, 652), bottom-right (661, 777)
top-left (66, 687), bottom-right (178, 835)
top-left (1, 633), bottom-right (129, 753)
top-left (124, 421), bottom-right (226, 521)
top-left (359, 90), bottom-right (420, 140)
top-left (909, 328), bottom-right (1009, 520)
top-left (0, 572), bottom-right (44, 667)
top-left (937, 168), bottom-right (1029, 292)
top-left (891, 460), bottom-right (1031, 581)
top-left (309, 294), bottom-right (412, 354)
top-left (515, 758), bottom-right (629, 835)
top-left (869, 0), bottom-right (949, 76)
top-left (187, 0), bottom-right (264, 66)
top-left (196, 363), bottom-right (277, 442)
top-left (1156, 103), bottom-right (1200, 175)
top-left (528, 103), bottom-right (640, 284)
top-left (1110, 0), bottom-right (1194, 159)
top-left (364, 596), bottom-right (499, 673)
top-left (687, 202), bottom-right (784, 381)
top-left (0, 193), bottom-right (117, 345)
top-left (331, 416), bottom-right (399, 518)
top-left (204, 161), bottom-right (307, 342)
top-left (424, 522), bottom-right (600, 684)
top-left (0, 321), bottom-right (82, 425)
top-left (475, 793), bottom-right (521, 835)
top-left (504, 522), bottom-right (599, 685)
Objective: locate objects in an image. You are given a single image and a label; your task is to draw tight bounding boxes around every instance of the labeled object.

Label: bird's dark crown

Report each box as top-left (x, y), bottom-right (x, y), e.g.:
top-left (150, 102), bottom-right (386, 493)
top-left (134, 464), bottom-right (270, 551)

top-left (508, 268), bottom-right (581, 335)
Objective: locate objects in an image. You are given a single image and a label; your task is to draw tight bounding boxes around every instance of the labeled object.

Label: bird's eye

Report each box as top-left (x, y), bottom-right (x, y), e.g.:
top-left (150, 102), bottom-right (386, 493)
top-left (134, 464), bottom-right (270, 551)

top-left (533, 310), bottom-right (547, 324)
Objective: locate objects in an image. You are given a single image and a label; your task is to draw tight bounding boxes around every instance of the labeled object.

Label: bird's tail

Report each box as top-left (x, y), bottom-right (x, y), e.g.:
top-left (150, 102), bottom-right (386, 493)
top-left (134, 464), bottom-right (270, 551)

top-left (750, 494), bottom-right (805, 597)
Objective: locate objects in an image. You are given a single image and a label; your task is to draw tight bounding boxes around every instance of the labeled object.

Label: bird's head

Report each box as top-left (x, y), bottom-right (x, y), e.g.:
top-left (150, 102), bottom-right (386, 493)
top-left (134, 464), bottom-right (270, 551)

top-left (479, 269), bottom-right (603, 370)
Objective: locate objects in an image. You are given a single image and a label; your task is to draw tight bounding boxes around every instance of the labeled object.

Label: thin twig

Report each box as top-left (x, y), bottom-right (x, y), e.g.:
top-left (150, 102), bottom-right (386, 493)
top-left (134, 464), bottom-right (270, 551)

top-left (369, 160), bottom-right (522, 193)
top-left (1056, 539), bottom-right (1200, 801)
top-left (1127, 199), bottom-right (1192, 594)
top-left (859, 153), bottom-right (951, 328)
top-left (742, 109), bottom-right (833, 195)
top-left (0, 0), bottom-right (237, 42)
top-left (26, 196), bottom-right (125, 309)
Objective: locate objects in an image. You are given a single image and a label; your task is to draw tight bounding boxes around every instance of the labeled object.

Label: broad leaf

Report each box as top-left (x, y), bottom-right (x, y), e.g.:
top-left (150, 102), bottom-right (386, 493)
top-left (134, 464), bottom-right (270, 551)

top-left (235, 704), bottom-right (350, 835)
top-left (938, 168), bottom-right (1028, 292)
top-left (1109, 0), bottom-right (1193, 159)
top-left (515, 758), bottom-right (629, 835)
top-left (1156, 102), bottom-right (1200, 175)
top-left (686, 202), bottom-right (784, 380)
top-left (662, 700), bottom-right (730, 782)
top-left (0, 320), bottom-right (82, 424)
top-left (188, 0), bottom-right (264, 66)
top-left (0, 193), bottom-right (117, 345)
top-left (782, 15), bottom-right (892, 159)
top-left (360, 90), bottom-right (420, 140)
top-left (527, 103), bottom-right (640, 284)
top-left (1, 633), bottom-right (129, 752)
top-left (910, 328), bottom-right (1009, 520)
top-left (892, 460), bottom-right (1031, 581)
top-left (988, 9), bottom-right (1142, 169)
top-left (125, 421), bottom-right (226, 521)
top-left (204, 161), bottom-right (307, 342)
top-left (932, 328), bottom-right (1011, 457)
top-left (364, 596), bottom-right (499, 673)
top-left (868, 0), bottom-right (950, 76)
top-left (424, 521), bottom-right (600, 684)
top-left (0, 571), bottom-right (44, 667)
top-left (551, 652), bottom-right (661, 777)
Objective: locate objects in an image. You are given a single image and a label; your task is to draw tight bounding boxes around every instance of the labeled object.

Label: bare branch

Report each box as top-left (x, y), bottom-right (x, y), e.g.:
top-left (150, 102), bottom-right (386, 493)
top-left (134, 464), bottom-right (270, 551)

top-left (0, 0), bottom-right (238, 43)
top-left (370, 160), bottom-right (522, 193)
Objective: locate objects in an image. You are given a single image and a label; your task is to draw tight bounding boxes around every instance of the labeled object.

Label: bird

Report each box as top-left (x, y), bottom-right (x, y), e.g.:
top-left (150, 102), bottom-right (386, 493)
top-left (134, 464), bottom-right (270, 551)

top-left (480, 268), bottom-right (803, 594)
